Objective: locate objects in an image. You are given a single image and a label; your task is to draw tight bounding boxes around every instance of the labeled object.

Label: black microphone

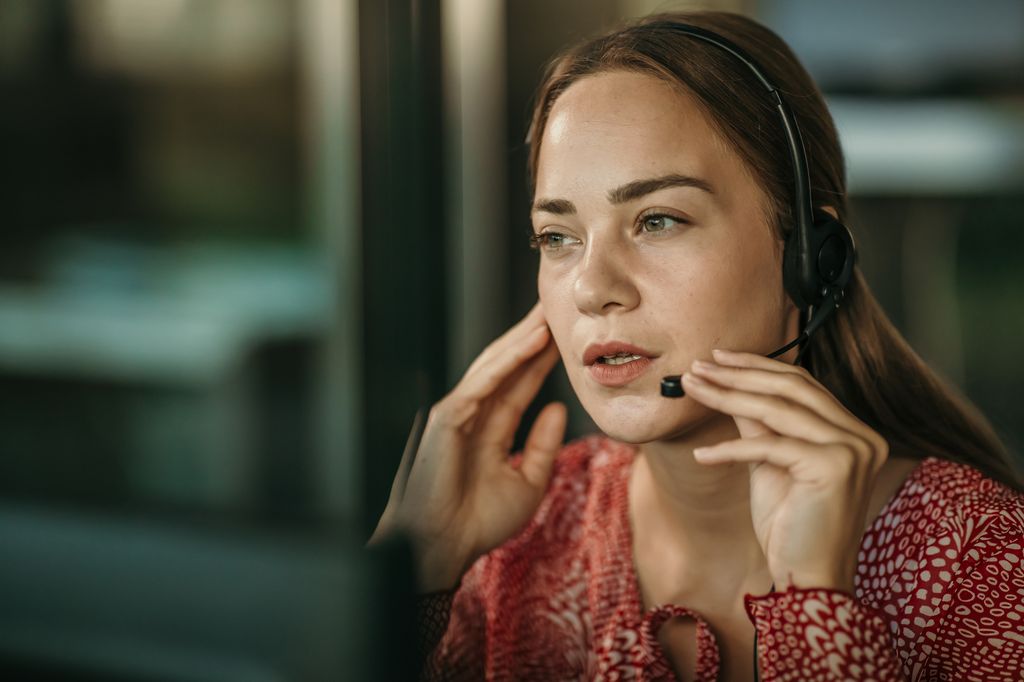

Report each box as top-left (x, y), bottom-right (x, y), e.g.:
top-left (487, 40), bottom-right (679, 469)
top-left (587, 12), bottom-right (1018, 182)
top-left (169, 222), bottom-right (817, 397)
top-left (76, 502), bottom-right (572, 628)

top-left (659, 289), bottom-right (842, 398)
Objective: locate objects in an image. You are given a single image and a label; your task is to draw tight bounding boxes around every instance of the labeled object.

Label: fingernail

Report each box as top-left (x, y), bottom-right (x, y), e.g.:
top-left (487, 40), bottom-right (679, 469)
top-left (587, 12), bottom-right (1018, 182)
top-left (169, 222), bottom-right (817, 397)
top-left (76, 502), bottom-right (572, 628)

top-left (692, 359), bottom-right (715, 373)
top-left (683, 372), bottom-right (706, 386)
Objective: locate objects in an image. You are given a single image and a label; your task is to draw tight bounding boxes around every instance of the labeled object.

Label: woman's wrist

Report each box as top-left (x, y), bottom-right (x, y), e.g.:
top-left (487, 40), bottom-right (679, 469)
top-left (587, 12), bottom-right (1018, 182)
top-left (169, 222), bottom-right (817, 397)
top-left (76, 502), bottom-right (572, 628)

top-left (771, 567), bottom-right (855, 595)
top-left (368, 517), bottom-right (470, 593)
top-left (411, 532), bottom-right (476, 594)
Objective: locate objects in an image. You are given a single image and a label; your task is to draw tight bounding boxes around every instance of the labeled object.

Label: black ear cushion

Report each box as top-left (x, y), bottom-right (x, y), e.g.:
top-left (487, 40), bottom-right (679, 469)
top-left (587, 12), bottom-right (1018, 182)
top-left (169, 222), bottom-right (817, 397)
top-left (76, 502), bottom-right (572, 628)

top-left (814, 216), bottom-right (856, 291)
top-left (782, 216), bottom-right (856, 311)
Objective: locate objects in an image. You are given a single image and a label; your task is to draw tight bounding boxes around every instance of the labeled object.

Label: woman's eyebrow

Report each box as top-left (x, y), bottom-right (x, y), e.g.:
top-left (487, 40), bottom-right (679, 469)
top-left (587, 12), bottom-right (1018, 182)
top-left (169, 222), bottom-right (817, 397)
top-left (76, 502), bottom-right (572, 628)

top-left (531, 198), bottom-right (577, 216)
top-left (531, 174), bottom-right (714, 216)
top-left (609, 173), bottom-right (715, 204)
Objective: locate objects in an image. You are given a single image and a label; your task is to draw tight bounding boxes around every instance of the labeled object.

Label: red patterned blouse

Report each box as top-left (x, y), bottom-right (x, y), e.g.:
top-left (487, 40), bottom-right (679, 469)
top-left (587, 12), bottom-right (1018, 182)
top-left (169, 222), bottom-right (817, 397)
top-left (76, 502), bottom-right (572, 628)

top-left (417, 435), bottom-right (1024, 680)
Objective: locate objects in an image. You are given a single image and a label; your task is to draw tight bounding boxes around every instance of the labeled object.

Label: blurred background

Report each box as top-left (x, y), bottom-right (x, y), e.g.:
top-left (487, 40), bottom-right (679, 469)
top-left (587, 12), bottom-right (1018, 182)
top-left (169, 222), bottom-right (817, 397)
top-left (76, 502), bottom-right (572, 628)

top-left (0, 0), bottom-right (1022, 677)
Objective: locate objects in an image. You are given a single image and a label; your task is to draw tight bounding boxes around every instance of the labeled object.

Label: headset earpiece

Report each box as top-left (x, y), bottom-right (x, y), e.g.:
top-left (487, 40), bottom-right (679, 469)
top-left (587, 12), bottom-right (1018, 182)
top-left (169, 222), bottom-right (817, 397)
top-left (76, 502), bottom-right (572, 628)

top-left (782, 212), bottom-right (856, 311)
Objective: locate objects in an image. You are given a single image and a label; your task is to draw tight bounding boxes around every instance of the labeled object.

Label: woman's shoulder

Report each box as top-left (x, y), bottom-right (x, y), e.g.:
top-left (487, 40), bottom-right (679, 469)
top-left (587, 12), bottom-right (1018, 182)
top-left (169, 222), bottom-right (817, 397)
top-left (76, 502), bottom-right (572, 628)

top-left (933, 457), bottom-right (1024, 541)
top-left (551, 433), bottom-right (638, 504)
top-left (900, 456), bottom-right (1024, 522)
top-left (549, 432), bottom-right (635, 483)
top-left (863, 455), bottom-right (1024, 662)
top-left (496, 434), bottom-right (634, 553)
top-left (877, 455), bottom-right (1024, 561)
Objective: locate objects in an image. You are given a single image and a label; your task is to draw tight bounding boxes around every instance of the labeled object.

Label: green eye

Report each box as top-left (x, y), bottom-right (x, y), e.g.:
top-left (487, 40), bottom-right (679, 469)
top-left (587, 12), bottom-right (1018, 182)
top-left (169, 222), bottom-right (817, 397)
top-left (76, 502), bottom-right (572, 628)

top-left (641, 213), bottom-right (686, 233)
top-left (529, 232), bottom-right (580, 252)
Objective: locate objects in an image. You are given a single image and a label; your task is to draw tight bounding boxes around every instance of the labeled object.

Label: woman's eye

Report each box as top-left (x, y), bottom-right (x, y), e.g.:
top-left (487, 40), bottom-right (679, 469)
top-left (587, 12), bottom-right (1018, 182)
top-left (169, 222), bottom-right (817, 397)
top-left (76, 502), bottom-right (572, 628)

top-left (641, 213), bottom-right (686, 233)
top-left (529, 231), bottom-right (580, 252)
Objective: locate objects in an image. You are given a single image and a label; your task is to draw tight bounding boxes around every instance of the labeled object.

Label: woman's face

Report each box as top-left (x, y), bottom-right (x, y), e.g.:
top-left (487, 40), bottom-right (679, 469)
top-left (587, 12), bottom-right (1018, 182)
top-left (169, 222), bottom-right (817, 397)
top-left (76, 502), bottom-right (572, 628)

top-left (533, 70), bottom-right (799, 443)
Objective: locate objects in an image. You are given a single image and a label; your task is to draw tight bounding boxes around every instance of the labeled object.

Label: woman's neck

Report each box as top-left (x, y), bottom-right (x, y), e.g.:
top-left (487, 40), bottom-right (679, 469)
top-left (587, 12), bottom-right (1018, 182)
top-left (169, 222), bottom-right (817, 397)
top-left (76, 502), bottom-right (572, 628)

top-left (631, 415), bottom-right (769, 601)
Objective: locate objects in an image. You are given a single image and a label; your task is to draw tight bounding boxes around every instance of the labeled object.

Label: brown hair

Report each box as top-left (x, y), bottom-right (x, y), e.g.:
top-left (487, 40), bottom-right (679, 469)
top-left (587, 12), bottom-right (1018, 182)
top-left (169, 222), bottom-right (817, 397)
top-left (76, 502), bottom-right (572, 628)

top-left (525, 10), bottom-right (1024, 492)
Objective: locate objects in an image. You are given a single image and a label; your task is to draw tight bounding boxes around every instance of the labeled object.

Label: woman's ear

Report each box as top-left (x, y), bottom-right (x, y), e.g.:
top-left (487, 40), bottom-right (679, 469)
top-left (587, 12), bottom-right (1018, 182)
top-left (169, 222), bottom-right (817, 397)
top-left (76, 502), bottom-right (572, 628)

top-left (819, 206), bottom-right (840, 221)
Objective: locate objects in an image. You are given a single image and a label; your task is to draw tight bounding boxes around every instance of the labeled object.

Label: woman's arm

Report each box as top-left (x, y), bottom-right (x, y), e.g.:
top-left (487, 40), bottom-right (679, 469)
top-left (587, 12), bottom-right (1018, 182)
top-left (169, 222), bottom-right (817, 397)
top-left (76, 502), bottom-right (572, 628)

top-left (745, 585), bottom-right (905, 680)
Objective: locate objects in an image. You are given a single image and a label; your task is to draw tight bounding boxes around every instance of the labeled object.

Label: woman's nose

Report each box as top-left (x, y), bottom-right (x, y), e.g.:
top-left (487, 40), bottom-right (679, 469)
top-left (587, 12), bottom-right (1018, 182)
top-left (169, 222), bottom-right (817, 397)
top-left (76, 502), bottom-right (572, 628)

top-left (572, 241), bottom-right (640, 315)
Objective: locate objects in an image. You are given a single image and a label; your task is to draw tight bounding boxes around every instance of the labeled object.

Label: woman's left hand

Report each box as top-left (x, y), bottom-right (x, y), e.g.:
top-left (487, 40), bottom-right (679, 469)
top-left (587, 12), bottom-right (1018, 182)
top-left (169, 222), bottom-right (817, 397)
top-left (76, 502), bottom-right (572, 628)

top-left (682, 348), bottom-right (890, 594)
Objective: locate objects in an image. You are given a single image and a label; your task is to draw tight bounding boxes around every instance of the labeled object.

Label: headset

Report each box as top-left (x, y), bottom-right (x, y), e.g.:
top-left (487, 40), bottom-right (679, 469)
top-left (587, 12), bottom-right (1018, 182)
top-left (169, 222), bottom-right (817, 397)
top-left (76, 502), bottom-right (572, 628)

top-left (655, 22), bottom-right (856, 400)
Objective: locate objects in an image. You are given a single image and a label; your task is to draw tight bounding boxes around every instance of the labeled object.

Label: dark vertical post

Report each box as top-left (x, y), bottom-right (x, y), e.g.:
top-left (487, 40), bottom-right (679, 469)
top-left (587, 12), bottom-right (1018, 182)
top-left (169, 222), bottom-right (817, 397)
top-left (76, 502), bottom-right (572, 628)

top-left (359, 0), bottom-right (448, 536)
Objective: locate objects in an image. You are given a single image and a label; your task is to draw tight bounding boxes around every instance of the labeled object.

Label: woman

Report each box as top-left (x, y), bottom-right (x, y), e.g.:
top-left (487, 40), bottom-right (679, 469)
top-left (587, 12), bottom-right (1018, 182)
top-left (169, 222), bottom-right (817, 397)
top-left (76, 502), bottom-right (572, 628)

top-left (370, 10), bottom-right (1024, 681)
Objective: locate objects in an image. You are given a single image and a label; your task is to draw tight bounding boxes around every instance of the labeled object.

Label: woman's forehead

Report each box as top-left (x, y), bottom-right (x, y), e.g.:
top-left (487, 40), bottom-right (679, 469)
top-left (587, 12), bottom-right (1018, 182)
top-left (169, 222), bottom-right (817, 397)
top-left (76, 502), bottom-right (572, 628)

top-left (536, 71), bottom-right (742, 198)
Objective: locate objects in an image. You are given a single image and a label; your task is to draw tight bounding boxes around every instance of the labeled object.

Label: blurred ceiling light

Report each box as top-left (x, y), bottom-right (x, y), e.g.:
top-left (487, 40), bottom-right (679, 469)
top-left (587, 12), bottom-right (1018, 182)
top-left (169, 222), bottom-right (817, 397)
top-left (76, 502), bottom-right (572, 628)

top-left (70, 0), bottom-right (291, 78)
top-left (831, 98), bottom-right (1024, 195)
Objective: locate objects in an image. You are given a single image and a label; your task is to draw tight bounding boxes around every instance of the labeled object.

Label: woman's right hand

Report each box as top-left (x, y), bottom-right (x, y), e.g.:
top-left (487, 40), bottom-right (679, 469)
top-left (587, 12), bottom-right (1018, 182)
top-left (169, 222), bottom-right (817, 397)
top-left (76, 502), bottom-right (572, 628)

top-left (367, 302), bottom-right (567, 593)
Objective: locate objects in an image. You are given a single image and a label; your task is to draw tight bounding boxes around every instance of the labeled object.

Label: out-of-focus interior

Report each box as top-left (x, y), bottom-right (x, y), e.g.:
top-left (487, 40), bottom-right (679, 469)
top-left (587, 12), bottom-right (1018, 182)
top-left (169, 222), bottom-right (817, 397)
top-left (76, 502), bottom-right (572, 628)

top-left (1, 0), bottom-right (1022, 678)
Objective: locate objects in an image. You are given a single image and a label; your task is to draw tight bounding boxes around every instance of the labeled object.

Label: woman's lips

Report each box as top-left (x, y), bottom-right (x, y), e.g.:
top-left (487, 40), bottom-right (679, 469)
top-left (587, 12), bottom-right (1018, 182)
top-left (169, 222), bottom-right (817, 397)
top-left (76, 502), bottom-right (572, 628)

top-left (582, 341), bottom-right (655, 366)
top-left (587, 356), bottom-right (654, 387)
top-left (581, 340), bottom-right (658, 387)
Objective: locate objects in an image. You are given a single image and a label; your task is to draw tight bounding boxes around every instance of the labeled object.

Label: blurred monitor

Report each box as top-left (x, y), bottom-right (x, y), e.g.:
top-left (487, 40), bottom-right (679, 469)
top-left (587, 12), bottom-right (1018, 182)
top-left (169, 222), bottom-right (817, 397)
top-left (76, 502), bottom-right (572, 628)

top-left (0, 505), bottom-right (416, 681)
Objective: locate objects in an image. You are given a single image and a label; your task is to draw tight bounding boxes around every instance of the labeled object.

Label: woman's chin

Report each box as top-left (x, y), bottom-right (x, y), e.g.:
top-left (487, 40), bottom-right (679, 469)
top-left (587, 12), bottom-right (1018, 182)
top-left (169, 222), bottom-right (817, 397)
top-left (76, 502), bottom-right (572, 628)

top-left (596, 421), bottom-right (664, 445)
top-left (581, 393), bottom-right (705, 444)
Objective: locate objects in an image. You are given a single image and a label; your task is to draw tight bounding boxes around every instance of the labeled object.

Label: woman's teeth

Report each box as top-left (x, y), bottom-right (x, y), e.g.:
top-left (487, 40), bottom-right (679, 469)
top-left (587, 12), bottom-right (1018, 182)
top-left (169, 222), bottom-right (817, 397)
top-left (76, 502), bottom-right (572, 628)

top-left (601, 353), bottom-right (643, 366)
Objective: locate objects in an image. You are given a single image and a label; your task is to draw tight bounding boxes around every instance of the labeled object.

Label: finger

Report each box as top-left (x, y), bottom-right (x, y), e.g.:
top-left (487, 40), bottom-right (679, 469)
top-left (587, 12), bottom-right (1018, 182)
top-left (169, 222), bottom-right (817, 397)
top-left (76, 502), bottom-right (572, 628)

top-left (432, 324), bottom-right (552, 434)
top-left (455, 324), bottom-right (553, 408)
top-left (690, 360), bottom-right (865, 438)
top-left (700, 352), bottom-right (888, 455)
top-left (682, 372), bottom-right (856, 446)
top-left (478, 339), bottom-right (561, 452)
top-left (693, 435), bottom-right (862, 480)
top-left (462, 302), bottom-right (546, 378)
top-left (415, 321), bottom-right (557, 485)
top-left (518, 401), bottom-right (567, 491)
top-left (712, 348), bottom-right (824, 385)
